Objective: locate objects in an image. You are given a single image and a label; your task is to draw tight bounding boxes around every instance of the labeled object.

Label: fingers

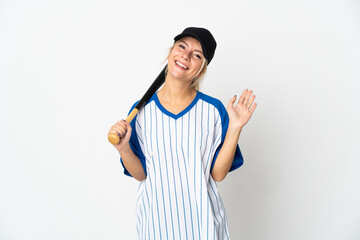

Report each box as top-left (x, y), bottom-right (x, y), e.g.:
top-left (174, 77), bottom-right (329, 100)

top-left (250, 102), bottom-right (257, 113)
top-left (236, 89), bottom-right (257, 111)
top-left (238, 89), bottom-right (248, 104)
top-left (227, 95), bottom-right (237, 108)
top-left (237, 89), bottom-right (253, 104)
top-left (243, 90), bottom-right (253, 105)
top-left (109, 120), bottom-right (130, 138)
top-left (116, 121), bottom-right (127, 136)
top-left (248, 94), bottom-right (256, 108)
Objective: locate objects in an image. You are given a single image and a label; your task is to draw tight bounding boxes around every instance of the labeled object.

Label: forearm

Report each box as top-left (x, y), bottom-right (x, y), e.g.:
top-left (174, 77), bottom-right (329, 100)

top-left (119, 144), bottom-right (146, 181)
top-left (211, 125), bottom-right (242, 181)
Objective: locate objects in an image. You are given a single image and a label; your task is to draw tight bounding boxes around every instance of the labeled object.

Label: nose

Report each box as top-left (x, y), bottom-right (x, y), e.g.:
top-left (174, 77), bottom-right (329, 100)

top-left (181, 51), bottom-right (190, 61)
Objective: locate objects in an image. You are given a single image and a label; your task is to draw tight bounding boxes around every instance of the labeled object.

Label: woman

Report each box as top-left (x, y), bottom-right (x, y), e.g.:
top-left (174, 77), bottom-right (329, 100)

top-left (108, 27), bottom-right (257, 240)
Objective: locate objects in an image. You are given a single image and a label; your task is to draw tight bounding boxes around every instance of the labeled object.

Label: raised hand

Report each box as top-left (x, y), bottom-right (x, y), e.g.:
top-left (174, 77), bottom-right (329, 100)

top-left (227, 89), bottom-right (257, 130)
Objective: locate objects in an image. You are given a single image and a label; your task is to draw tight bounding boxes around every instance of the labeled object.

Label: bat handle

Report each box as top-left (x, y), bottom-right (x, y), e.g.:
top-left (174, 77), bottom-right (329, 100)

top-left (108, 108), bottom-right (139, 145)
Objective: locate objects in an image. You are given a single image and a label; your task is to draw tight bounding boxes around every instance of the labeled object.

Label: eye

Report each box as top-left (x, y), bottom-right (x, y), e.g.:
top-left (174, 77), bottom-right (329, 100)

top-left (179, 44), bottom-right (185, 49)
top-left (195, 54), bottom-right (202, 59)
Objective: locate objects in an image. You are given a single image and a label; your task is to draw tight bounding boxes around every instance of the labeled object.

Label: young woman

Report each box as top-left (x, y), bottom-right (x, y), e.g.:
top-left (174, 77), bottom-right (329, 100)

top-left (108, 27), bottom-right (257, 240)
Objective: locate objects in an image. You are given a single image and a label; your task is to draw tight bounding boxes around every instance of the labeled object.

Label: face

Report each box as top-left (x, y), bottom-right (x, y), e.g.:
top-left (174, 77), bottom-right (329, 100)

top-left (167, 36), bottom-right (205, 82)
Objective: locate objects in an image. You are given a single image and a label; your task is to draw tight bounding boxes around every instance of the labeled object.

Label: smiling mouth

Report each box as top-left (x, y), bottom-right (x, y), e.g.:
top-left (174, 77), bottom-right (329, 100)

top-left (175, 60), bottom-right (188, 70)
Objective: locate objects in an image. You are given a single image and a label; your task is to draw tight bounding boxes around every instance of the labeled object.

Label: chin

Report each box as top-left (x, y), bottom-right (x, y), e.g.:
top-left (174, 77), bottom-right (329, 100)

top-left (168, 68), bottom-right (192, 82)
top-left (168, 72), bottom-right (192, 82)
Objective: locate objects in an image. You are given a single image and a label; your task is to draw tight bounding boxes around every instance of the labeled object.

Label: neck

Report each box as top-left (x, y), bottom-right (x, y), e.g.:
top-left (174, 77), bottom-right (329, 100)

top-left (157, 74), bottom-right (197, 104)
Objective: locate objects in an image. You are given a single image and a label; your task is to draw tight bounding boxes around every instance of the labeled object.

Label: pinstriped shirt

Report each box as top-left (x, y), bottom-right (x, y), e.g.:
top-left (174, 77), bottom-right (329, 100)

top-left (121, 91), bottom-right (243, 240)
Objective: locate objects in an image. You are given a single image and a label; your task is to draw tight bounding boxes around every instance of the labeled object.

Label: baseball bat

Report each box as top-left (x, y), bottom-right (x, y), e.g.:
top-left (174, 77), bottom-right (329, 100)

top-left (108, 65), bottom-right (167, 145)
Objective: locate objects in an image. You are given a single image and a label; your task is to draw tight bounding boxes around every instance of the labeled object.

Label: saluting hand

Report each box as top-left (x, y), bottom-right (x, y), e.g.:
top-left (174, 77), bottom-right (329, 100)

top-left (227, 89), bottom-right (257, 130)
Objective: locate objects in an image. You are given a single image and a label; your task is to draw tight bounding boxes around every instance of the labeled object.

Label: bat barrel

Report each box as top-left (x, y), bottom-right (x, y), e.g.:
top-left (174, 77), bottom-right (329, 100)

top-left (108, 65), bottom-right (166, 145)
top-left (136, 66), bottom-right (166, 109)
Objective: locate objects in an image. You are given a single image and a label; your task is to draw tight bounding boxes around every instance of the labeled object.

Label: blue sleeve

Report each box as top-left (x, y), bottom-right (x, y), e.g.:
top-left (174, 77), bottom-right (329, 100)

top-left (210, 101), bottom-right (244, 173)
top-left (120, 101), bottom-right (147, 177)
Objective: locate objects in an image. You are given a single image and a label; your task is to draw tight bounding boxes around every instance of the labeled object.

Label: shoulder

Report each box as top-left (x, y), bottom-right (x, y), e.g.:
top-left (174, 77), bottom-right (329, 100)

top-left (197, 91), bottom-right (227, 117)
top-left (128, 100), bottom-right (139, 114)
top-left (128, 93), bottom-right (157, 114)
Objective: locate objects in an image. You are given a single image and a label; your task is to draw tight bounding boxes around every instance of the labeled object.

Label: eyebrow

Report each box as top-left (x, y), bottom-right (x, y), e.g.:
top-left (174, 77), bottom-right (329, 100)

top-left (180, 40), bottom-right (203, 55)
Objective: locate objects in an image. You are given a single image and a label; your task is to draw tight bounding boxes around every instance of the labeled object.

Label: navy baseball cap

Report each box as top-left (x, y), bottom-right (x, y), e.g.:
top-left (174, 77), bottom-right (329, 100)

top-left (174, 27), bottom-right (217, 64)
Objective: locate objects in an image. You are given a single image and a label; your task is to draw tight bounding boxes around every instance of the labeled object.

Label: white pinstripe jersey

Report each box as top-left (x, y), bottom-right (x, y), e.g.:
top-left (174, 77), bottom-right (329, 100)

top-left (121, 91), bottom-right (243, 240)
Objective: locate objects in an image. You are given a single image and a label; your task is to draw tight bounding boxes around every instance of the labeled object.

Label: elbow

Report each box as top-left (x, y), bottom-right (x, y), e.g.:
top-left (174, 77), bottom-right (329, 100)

top-left (211, 171), bottom-right (227, 182)
top-left (129, 167), bottom-right (147, 182)
top-left (216, 175), bottom-right (226, 182)
top-left (214, 177), bottom-right (224, 182)
top-left (135, 174), bottom-right (146, 182)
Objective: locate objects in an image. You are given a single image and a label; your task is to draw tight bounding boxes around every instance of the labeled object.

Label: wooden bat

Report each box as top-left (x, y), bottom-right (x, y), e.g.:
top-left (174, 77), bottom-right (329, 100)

top-left (108, 65), bottom-right (167, 145)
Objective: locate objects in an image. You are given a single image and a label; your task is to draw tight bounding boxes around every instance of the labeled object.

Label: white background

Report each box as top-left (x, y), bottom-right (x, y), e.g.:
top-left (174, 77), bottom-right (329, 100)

top-left (1, 0), bottom-right (359, 239)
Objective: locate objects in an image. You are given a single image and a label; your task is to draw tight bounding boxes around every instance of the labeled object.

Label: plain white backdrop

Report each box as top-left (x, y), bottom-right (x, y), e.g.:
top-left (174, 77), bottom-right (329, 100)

top-left (1, 0), bottom-right (359, 239)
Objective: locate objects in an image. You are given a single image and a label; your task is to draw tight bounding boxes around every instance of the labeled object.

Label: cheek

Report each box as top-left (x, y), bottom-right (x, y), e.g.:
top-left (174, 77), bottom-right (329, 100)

top-left (193, 61), bottom-right (203, 72)
top-left (169, 48), bottom-right (180, 57)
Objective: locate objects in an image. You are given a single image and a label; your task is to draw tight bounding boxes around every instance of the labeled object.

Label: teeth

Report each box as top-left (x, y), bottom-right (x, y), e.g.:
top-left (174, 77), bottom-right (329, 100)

top-left (176, 61), bottom-right (188, 69)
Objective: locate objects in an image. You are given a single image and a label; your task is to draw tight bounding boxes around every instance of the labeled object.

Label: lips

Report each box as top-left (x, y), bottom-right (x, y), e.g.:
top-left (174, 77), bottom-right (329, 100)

top-left (175, 60), bottom-right (188, 70)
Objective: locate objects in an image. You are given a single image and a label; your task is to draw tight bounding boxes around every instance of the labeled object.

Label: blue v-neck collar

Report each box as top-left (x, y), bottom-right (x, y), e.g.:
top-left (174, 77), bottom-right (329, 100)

top-left (154, 91), bottom-right (201, 120)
